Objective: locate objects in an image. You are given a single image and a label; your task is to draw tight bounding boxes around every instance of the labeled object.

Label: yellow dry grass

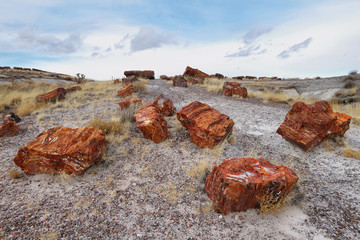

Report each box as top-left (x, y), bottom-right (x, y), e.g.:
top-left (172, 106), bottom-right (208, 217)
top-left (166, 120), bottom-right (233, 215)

top-left (187, 159), bottom-right (214, 180)
top-left (343, 147), bottom-right (360, 160)
top-left (258, 190), bottom-right (287, 214)
top-left (7, 169), bottom-right (21, 179)
top-left (199, 78), bottom-right (227, 93)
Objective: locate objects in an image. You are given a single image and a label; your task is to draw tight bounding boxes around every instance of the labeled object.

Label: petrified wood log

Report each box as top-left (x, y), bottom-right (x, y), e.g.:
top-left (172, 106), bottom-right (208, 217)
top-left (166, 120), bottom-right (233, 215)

top-left (122, 75), bottom-right (138, 84)
top-left (177, 101), bottom-right (234, 148)
top-left (0, 121), bottom-right (19, 137)
top-left (134, 103), bottom-right (170, 143)
top-left (160, 75), bottom-right (168, 80)
top-left (173, 76), bottom-right (188, 87)
top-left (65, 86), bottom-right (82, 93)
top-left (113, 79), bottom-right (120, 84)
top-left (153, 94), bottom-right (176, 116)
top-left (124, 70), bottom-right (155, 79)
top-left (205, 157), bottom-right (298, 214)
top-left (232, 76), bottom-right (244, 80)
top-left (222, 82), bottom-right (247, 98)
top-left (119, 98), bottom-right (142, 110)
top-left (183, 66), bottom-right (209, 79)
top-left (13, 126), bottom-right (106, 175)
top-left (277, 101), bottom-right (351, 151)
top-left (117, 84), bottom-right (134, 97)
top-left (36, 88), bottom-right (67, 103)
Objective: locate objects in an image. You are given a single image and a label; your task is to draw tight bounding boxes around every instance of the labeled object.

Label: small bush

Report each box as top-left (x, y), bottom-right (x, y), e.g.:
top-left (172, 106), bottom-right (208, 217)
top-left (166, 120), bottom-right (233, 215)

top-left (343, 147), bottom-right (360, 160)
top-left (75, 73), bottom-right (86, 84)
top-left (132, 78), bottom-right (148, 93)
top-left (349, 70), bottom-right (358, 75)
top-left (88, 117), bottom-right (123, 135)
top-left (7, 169), bottom-right (21, 179)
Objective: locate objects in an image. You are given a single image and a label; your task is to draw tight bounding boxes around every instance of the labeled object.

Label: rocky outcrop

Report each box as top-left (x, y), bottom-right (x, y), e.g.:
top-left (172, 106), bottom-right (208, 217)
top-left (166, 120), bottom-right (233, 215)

top-left (154, 94), bottom-right (176, 116)
top-left (177, 101), bottom-right (234, 148)
top-left (134, 103), bottom-right (170, 143)
top-left (36, 88), bottom-right (67, 103)
top-left (183, 66), bottom-right (209, 79)
top-left (13, 126), bottom-right (106, 175)
top-left (122, 75), bottom-right (138, 84)
top-left (4, 112), bottom-right (21, 123)
top-left (222, 82), bottom-right (247, 98)
top-left (117, 84), bottom-right (134, 97)
top-left (160, 75), bottom-right (168, 80)
top-left (277, 101), bottom-right (351, 151)
top-left (119, 98), bottom-right (142, 110)
top-left (205, 157), bottom-right (298, 214)
top-left (0, 121), bottom-right (19, 137)
top-left (173, 76), bottom-right (188, 87)
top-left (65, 86), bottom-right (82, 93)
top-left (124, 70), bottom-right (155, 79)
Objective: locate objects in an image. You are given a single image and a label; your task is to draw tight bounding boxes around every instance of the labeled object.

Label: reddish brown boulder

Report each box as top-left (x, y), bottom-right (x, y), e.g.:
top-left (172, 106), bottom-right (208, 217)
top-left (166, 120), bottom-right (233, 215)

top-left (205, 157), bottom-right (298, 214)
top-left (277, 101), bottom-right (351, 151)
top-left (117, 84), bottom-right (134, 97)
top-left (4, 112), bottom-right (21, 123)
top-left (177, 101), bottom-right (234, 148)
top-left (122, 75), bottom-right (138, 84)
top-left (124, 70), bottom-right (155, 79)
top-left (134, 103), bottom-right (170, 143)
top-left (173, 76), bottom-right (188, 87)
top-left (222, 82), bottom-right (248, 98)
top-left (233, 76), bottom-right (244, 80)
top-left (36, 88), bottom-right (67, 103)
top-left (13, 126), bottom-right (106, 175)
top-left (183, 66), bottom-right (209, 79)
top-left (187, 78), bottom-right (203, 85)
top-left (154, 94), bottom-right (176, 116)
top-left (160, 75), bottom-right (168, 80)
top-left (65, 86), bottom-right (82, 93)
top-left (210, 73), bottom-right (225, 79)
top-left (245, 76), bottom-right (257, 80)
top-left (113, 79), bottom-right (120, 84)
top-left (119, 98), bottom-right (142, 110)
top-left (0, 121), bottom-right (19, 137)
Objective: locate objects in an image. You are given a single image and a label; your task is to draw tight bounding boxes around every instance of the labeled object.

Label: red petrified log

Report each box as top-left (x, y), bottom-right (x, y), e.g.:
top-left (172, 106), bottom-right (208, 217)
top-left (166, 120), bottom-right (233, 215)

top-left (65, 86), bottom-right (82, 93)
top-left (0, 121), bottom-right (19, 137)
top-left (154, 94), bottom-right (176, 116)
top-left (177, 101), bottom-right (234, 148)
top-left (36, 88), bottom-right (67, 103)
top-left (134, 103), bottom-right (170, 143)
top-left (13, 126), bottom-right (106, 175)
top-left (160, 75), bottom-right (168, 80)
top-left (122, 75), bottom-right (138, 84)
top-left (232, 76), bottom-right (244, 80)
top-left (113, 79), bottom-right (120, 84)
top-left (119, 98), bottom-right (142, 110)
top-left (117, 84), bottom-right (134, 97)
top-left (183, 66), bottom-right (210, 79)
top-left (124, 70), bottom-right (155, 79)
top-left (245, 76), bottom-right (257, 80)
top-left (277, 101), bottom-right (351, 151)
top-left (173, 76), bottom-right (188, 87)
top-left (222, 82), bottom-right (248, 98)
top-left (205, 157), bottom-right (298, 214)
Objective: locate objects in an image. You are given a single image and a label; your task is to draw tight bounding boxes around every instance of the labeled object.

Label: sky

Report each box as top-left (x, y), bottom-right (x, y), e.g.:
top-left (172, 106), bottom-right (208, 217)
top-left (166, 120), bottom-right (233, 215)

top-left (0, 0), bottom-right (359, 80)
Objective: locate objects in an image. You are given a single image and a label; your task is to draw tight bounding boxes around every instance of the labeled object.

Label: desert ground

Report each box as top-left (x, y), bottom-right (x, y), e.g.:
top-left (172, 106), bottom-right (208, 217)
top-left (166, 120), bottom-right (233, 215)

top-left (0, 69), bottom-right (359, 239)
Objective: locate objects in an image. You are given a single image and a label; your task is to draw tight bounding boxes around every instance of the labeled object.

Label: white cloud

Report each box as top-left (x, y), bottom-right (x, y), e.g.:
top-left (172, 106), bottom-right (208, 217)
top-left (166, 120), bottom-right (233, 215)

top-left (277, 38), bottom-right (313, 59)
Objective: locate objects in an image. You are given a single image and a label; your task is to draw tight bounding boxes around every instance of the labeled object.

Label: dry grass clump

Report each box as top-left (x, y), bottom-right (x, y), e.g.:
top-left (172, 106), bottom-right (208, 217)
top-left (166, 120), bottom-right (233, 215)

top-left (88, 117), bottom-right (123, 135)
top-left (7, 169), bottom-right (21, 179)
top-left (331, 102), bottom-right (360, 125)
top-left (200, 78), bottom-right (227, 93)
top-left (248, 89), bottom-right (289, 104)
top-left (132, 78), bottom-right (148, 93)
top-left (187, 159), bottom-right (214, 180)
top-left (334, 87), bottom-right (358, 98)
top-left (343, 147), bottom-right (360, 160)
top-left (258, 190), bottom-right (287, 214)
top-left (156, 182), bottom-right (184, 202)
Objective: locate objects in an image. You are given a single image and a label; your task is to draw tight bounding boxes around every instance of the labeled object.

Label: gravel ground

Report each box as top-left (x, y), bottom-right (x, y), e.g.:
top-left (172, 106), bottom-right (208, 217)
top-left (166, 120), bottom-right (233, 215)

top-left (0, 79), bottom-right (359, 239)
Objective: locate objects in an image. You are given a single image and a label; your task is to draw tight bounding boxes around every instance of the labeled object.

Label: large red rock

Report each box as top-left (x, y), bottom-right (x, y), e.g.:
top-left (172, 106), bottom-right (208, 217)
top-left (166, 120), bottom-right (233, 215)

top-left (122, 75), bottom-right (138, 84)
top-left (117, 84), bottom-right (134, 97)
top-left (205, 158), bottom-right (298, 214)
top-left (222, 82), bottom-right (248, 98)
top-left (177, 101), bottom-right (234, 148)
top-left (65, 86), bottom-right (82, 93)
top-left (119, 98), bottom-right (142, 110)
top-left (173, 76), bottom-right (188, 87)
top-left (113, 79), bottom-right (120, 84)
top-left (124, 70), bottom-right (154, 79)
top-left (0, 121), bottom-right (19, 137)
top-left (153, 94), bottom-right (176, 116)
top-left (210, 73), bottom-right (225, 79)
top-left (183, 66), bottom-right (210, 79)
top-left (277, 101), bottom-right (351, 151)
top-left (36, 88), bottom-right (67, 103)
top-left (13, 126), bottom-right (106, 175)
top-left (134, 103), bottom-right (170, 143)
top-left (160, 75), bottom-right (169, 80)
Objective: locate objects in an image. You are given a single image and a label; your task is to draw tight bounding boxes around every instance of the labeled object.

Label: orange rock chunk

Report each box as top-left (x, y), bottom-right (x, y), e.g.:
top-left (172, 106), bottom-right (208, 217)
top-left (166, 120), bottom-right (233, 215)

top-left (277, 101), bottom-right (351, 151)
top-left (65, 86), bottom-right (82, 93)
top-left (153, 94), bottom-right (176, 116)
top-left (183, 66), bottom-right (209, 79)
top-left (134, 103), bottom-right (170, 143)
top-left (172, 75), bottom-right (188, 87)
top-left (177, 101), bottom-right (234, 148)
top-left (222, 82), bottom-right (247, 98)
top-left (0, 121), bottom-right (19, 137)
top-left (205, 158), bottom-right (298, 214)
top-left (122, 75), bottom-right (138, 84)
top-left (117, 84), bottom-right (134, 97)
top-left (13, 126), bottom-right (106, 175)
top-left (124, 70), bottom-right (154, 79)
top-left (119, 98), bottom-right (142, 110)
top-left (36, 88), bottom-right (67, 103)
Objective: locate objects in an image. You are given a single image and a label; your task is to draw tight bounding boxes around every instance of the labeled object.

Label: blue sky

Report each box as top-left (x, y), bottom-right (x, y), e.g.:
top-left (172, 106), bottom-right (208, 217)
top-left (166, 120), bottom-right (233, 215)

top-left (0, 0), bottom-right (359, 80)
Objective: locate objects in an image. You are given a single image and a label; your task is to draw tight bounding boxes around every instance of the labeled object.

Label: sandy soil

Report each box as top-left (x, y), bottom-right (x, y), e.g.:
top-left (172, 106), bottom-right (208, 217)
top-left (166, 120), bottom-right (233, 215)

top-left (0, 79), bottom-right (359, 239)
